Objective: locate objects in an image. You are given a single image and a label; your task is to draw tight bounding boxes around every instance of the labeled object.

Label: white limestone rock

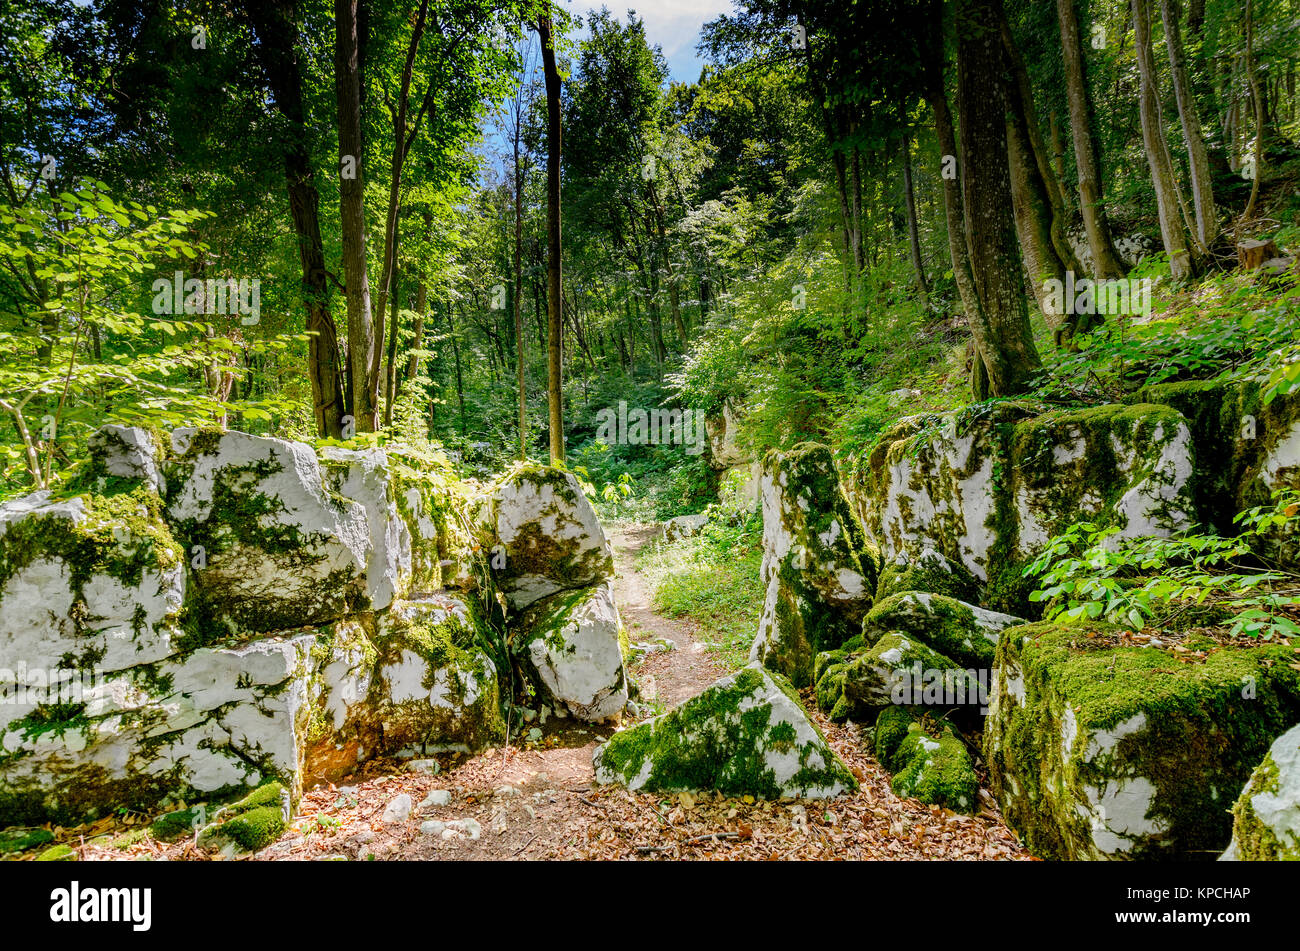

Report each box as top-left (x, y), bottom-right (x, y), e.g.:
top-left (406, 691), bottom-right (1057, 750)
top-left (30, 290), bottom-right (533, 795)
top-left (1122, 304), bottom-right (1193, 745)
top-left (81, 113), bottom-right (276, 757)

top-left (370, 595), bottom-right (503, 755)
top-left (479, 465), bottom-right (614, 611)
top-left (593, 662), bottom-right (856, 798)
top-left (165, 428), bottom-right (386, 632)
top-left (87, 425), bottom-right (166, 494)
top-left (750, 443), bottom-right (876, 687)
top-left (0, 489), bottom-right (184, 727)
top-left (518, 581), bottom-right (628, 722)
top-left (1224, 723), bottom-right (1300, 860)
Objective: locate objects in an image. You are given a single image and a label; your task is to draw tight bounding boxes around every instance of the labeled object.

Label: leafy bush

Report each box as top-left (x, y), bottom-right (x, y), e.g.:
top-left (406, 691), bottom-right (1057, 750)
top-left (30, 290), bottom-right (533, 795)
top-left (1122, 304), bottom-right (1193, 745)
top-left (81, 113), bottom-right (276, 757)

top-left (1026, 491), bottom-right (1300, 640)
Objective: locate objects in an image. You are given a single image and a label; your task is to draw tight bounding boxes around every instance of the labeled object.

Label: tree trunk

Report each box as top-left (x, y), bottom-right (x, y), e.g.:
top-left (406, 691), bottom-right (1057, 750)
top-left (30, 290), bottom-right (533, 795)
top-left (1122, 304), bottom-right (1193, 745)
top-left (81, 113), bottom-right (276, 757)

top-left (923, 0), bottom-right (981, 328)
top-left (1007, 107), bottom-right (1073, 342)
top-left (957, 0), bottom-right (1041, 397)
top-left (1160, 0), bottom-right (1217, 248)
top-left (1056, 0), bottom-right (1127, 279)
top-left (513, 93), bottom-right (527, 460)
top-left (998, 9), bottom-right (1083, 275)
top-left (1133, 0), bottom-right (1196, 279)
top-left (538, 8), bottom-right (564, 463)
top-left (245, 0), bottom-right (344, 438)
top-left (1243, 0), bottom-right (1265, 220)
top-left (334, 0), bottom-right (378, 430)
top-left (901, 130), bottom-right (929, 298)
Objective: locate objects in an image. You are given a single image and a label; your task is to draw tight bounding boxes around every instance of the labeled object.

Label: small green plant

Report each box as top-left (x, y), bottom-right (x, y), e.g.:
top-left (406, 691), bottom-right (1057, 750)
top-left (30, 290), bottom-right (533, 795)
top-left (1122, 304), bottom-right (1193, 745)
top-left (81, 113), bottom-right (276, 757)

top-left (1026, 491), bottom-right (1300, 640)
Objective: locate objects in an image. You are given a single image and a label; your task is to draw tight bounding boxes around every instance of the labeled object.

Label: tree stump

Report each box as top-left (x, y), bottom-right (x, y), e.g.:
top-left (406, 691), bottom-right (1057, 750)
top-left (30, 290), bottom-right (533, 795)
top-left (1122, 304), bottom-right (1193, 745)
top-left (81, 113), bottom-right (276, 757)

top-left (1237, 238), bottom-right (1281, 269)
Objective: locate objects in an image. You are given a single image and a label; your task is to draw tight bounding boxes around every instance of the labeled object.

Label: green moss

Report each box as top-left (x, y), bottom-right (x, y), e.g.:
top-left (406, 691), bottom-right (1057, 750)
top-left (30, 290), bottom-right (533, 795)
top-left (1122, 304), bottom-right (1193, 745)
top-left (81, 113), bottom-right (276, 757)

top-left (148, 807), bottom-right (204, 842)
top-left (1230, 751), bottom-right (1298, 860)
top-left (814, 631), bottom-right (966, 722)
top-left (873, 705), bottom-right (918, 771)
top-left (890, 721), bottom-right (979, 813)
top-left (595, 665), bottom-right (856, 798)
top-left (35, 843), bottom-right (76, 861)
top-left (863, 591), bottom-right (1010, 667)
top-left (196, 781), bottom-right (290, 854)
top-left (0, 486), bottom-right (182, 615)
top-left (985, 621), bottom-right (1300, 859)
top-left (876, 557), bottom-right (980, 603)
top-left (0, 827), bottom-right (53, 855)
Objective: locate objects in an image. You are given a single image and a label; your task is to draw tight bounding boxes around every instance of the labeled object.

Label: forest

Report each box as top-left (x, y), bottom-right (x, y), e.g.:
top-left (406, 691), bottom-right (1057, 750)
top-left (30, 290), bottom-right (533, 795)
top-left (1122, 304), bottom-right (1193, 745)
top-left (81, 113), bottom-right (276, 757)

top-left (0, 0), bottom-right (1299, 876)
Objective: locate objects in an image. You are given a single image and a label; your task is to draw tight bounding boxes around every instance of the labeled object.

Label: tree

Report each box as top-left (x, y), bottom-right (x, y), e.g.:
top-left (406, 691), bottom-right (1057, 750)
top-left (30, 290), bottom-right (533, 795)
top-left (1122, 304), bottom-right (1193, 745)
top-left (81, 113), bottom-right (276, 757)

top-left (1132, 0), bottom-right (1196, 280)
top-left (1159, 0), bottom-right (1217, 247)
top-left (1056, 0), bottom-right (1126, 279)
top-left (957, 0), bottom-right (1041, 397)
top-left (245, 0), bottom-right (346, 439)
top-left (334, 0), bottom-right (378, 430)
top-left (537, 5), bottom-right (564, 463)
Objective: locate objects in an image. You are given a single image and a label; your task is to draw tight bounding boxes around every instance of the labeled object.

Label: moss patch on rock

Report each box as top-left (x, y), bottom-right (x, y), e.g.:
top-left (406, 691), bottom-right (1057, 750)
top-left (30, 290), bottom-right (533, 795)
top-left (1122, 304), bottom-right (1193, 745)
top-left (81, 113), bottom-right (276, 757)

top-left (985, 621), bottom-right (1300, 859)
top-left (593, 663), bottom-right (856, 798)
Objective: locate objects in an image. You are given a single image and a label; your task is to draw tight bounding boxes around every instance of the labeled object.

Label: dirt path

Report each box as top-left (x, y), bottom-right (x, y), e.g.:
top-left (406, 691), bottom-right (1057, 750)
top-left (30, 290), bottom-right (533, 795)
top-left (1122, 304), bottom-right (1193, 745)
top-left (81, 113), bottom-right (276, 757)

top-left (77, 524), bottom-right (1030, 862)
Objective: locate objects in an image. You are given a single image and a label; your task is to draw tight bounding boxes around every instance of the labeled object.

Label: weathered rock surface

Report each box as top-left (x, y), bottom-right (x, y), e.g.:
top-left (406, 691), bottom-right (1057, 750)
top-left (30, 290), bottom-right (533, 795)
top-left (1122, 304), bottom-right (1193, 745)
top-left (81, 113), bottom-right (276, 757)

top-left (662, 512), bottom-right (708, 542)
top-left (0, 487), bottom-right (184, 681)
top-left (814, 632), bottom-right (974, 722)
top-left (0, 425), bottom-right (587, 827)
top-left (706, 398), bottom-right (748, 469)
top-left (863, 591), bottom-right (1023, 668)
top-left (853, 403), bottom-right (1196, 612)
top-left (750, 443), bottom-right (877, 686)
top-left (985, 622), bottom-right (1300, 860)
top-left (166, 428), bottom-right (401, 635)
top-left (593, 663), bottom-right (856, 798)
top-left (371, 595), bottom-right (504, 755)
top-left (87, 425), bottom-right (167, 494)
top-left (516, 581), bottom-right (628, 722)
top-left (479, 465), bottom-right (614, 610)
top-left (874, 706), bottom-right (979, 813)
top-left (1223, 723), bottom-right (1300, 860)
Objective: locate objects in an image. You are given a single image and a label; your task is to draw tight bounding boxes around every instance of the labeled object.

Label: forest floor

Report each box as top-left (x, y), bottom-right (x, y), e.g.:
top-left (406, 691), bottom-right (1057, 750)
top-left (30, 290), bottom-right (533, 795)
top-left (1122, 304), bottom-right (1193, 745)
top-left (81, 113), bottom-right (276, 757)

top-left (70, 524), bottom-right (1030, 862)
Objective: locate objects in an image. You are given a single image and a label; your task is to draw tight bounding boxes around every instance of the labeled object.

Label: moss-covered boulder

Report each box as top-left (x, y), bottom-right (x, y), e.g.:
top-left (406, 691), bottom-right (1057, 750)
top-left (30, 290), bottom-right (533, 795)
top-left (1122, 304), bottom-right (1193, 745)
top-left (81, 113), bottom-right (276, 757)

top-left (515, 581), bottom-right (628, 722)
top-left (479, 465), bottom-right (614, 611)
top-left (196, 781), bottom-right (291, 854)
top-left (1134, 378), bottom-right (1300, 538)
top-left (1223, 723), bottom-right (1300, 860)
top-left (863, 591), bottom-right (1023, 668)
top-left (0, 487), bottom-right (184, 684)
top-left (593, 663), bottom-right (856, 798)
top-left (876, 550), bottom-right (980, 603)
top-left (889, 717), bottom-right (977, 815)
top-left (855, 403), bottom-right (1197, 613)
top-left (0, 630), bottom-right (315, 827)
top-left (814, 632), bottom-right (973, 721)
top-left (371, 596), bottom-right (504, 755)
top-left (86, 424), bottom-right (167, 495)
top-left (750, 443), bottom-right (878, 686)
top-left (985, 621), bottom-right (1300, 860)
top-left (166, 429), bottom-right (404, 639)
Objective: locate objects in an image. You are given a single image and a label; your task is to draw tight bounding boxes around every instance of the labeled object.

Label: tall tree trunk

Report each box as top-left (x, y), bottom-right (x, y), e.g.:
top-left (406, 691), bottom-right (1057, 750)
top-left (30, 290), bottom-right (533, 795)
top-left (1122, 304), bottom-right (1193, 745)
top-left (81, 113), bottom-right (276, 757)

top-left (1160, 0), bottom-right (1217, 247)
top-left (382, 263), bottom-right (399, 426)
top-left (901, 130), bottom-right (929, 299)
top-left (957, 0), bottom-right (1041, 397)
top-left (1243, 0), bottom-right (1265, 220)
top-left (1007, 108), bottom-right (1073, 342)
top-left (923, 0), bottom-right (980, 327)
top-left (1133, 0), bottom-right (1196, 279)
top-left (1057, 0), bottom-right (1127, 279)
top-left (445, 303), bottom-right (465, 437)
top-left (997, 9), bottom-right (1083, 275)
top-left (538, 8), bottom-right (564, 463)
top-left (245, 0), bottom-right (344, 438)
top-left (334, 0), bottom-right (378, 430)
top-left (513, 93), bottom-right (527, 460)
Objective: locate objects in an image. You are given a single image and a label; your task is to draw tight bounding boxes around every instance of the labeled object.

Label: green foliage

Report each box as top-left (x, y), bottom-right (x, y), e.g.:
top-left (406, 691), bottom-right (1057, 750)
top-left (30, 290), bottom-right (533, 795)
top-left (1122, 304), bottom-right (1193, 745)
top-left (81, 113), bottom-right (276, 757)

top-left (1027, 491), bottom-right (1300, 640)
top-left (636, 514), bottom-right (764, 670)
